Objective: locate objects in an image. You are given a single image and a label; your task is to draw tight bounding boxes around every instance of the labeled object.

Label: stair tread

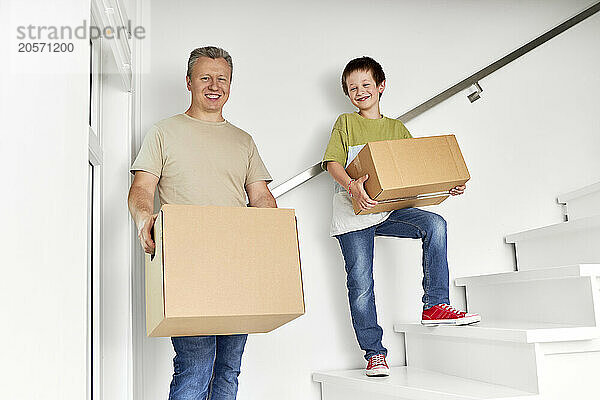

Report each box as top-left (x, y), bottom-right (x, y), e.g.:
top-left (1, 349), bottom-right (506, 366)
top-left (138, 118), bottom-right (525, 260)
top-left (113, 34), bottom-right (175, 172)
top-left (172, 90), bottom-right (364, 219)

top-left (313, 366), bottom-right (537, 399)
top-left (455, 264), bottom-right (600, 286)
top-left (505, 215), bottom-right (600, 243)
top-left (394, 321), bottom-right (600, 343)
top-left (557, 181), bottom-right (600, 203)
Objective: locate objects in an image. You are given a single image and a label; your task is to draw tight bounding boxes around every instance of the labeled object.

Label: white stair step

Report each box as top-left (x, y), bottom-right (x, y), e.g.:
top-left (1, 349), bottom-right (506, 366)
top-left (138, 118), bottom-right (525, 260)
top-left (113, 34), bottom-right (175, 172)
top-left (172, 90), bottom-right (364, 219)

top-left (557, 181), bottom-right (600, 221)
top-left (453, 265), bottom-right (600, 326)
top-left (455, 264), bottom-right (600, 287)
top-left (505, 215), bottom-right (600, 243)
top-left (504, 215), bottom-right (600, 270)
top-left (394, 321), bottom-right (600, 343)
top-left (313, 367), bottom-right (538, 400)
top-left (402, 333), bottom-right (540, 393)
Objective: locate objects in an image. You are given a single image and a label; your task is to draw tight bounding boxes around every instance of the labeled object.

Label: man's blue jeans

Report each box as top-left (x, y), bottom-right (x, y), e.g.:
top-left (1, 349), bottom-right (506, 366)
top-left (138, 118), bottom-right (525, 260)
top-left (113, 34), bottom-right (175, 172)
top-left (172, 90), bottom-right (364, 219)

top-left (336, 208), bottom-right (450, 360)
top-left (168, 334), bottom-right (247, 400)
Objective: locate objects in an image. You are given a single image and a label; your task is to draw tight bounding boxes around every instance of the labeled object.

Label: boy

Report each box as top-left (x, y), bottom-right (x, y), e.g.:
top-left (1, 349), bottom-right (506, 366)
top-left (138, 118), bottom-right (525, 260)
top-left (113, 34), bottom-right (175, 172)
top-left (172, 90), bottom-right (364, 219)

top-left (321, 56), bottom-right (480, 377)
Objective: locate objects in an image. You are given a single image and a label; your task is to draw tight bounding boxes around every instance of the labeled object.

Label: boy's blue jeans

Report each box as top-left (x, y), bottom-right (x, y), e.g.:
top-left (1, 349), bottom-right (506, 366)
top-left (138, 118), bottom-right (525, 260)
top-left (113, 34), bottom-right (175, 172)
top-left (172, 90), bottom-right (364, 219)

top-left (336, 208), bottom-right (450, 360)
top-left (168, 334), bottom-right (247, 400)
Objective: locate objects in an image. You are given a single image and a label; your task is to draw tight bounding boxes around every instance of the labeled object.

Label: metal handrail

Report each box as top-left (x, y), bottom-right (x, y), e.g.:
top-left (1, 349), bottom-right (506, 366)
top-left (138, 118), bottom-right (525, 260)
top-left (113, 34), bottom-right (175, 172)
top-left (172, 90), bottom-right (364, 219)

top-left (270, 1), bottom-right (600, 199)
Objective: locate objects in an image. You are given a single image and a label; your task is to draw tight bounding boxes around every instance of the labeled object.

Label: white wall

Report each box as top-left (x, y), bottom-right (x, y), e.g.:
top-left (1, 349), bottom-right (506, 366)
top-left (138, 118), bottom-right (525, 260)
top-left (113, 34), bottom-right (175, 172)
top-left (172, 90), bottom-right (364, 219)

top-left (136, 1), bottom-right (600, 399)
top-left (0, 1), bottom-right (90, 399)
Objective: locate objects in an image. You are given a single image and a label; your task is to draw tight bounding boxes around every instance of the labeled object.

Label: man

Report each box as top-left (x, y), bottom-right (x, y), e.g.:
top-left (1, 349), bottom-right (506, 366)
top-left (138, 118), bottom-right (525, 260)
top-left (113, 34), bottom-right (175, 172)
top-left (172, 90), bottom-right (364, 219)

top-left (128, 46), bottom-right (276, 400)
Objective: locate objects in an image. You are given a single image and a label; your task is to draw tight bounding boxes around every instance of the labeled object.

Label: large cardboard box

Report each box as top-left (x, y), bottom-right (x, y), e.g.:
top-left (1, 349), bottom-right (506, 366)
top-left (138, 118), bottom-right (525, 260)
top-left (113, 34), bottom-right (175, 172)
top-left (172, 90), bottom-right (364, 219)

top-left (145, 204), bottom-right (305, 337)
top-left (346, 135), bottom-right (470, 215)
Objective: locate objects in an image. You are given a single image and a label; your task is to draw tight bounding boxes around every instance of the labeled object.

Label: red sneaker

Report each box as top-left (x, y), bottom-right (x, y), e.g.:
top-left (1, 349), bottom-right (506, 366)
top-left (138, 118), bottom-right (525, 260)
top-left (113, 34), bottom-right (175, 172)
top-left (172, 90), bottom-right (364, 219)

top-left (366, 354), bottom-right (390, 377)
top-left (421, 304), bottom-right (481, 326)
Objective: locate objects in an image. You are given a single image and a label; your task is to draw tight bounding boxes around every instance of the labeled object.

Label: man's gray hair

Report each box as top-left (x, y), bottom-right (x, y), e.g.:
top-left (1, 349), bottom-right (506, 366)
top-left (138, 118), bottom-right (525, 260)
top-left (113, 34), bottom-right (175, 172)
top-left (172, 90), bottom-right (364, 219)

top-left (187, 46), bottom-right (233, 79)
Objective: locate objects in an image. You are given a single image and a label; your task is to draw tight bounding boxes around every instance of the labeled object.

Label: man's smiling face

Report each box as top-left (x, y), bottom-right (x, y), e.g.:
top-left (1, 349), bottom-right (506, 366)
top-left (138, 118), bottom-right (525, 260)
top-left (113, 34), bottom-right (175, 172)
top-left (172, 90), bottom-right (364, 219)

top-left (186, 56), bottom-right (232, 114)
top-left (345, 69), bottom-right (385, 113)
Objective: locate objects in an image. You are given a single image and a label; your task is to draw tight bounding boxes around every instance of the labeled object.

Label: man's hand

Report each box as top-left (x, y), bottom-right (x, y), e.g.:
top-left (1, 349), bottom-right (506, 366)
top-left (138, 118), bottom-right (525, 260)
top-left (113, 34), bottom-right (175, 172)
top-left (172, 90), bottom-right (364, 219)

top-left (449, 184), bottom-right (467, 196)
top-left (128, 170), bottom-right (160, 254)
top-left (137, 213), bottom-right (158, 254)
top-left (350, 174), bottom-right (378, 211)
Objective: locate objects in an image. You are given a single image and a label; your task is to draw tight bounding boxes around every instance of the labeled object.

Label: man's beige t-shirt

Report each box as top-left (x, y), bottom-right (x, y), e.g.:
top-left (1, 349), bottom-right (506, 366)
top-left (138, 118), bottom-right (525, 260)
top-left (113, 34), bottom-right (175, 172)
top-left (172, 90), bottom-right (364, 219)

top-left (130, 113), bottom-right (272, 207)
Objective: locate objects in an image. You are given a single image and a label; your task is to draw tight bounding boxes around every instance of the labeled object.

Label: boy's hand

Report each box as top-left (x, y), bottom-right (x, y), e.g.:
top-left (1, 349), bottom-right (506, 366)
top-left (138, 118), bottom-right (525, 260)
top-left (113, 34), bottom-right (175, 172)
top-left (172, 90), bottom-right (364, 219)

top-left (350, 174), bottom-right (378, 210)
top-left (449, 184), bottom-right (467, 196)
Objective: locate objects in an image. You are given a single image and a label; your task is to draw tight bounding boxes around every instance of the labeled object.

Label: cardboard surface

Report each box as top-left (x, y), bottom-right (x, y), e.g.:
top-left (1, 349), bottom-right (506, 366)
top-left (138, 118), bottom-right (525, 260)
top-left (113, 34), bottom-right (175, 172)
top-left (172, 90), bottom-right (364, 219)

top-left (145, 205), bottom-right (305, 337)
top-left (346, 135), bottom-right (470, 215)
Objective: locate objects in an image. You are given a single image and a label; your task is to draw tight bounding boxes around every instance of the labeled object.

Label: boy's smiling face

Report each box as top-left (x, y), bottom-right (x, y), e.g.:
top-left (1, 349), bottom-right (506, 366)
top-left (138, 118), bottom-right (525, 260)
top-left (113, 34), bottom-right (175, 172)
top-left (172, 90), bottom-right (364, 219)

top-left (345, 69), bottom-right (386, 115)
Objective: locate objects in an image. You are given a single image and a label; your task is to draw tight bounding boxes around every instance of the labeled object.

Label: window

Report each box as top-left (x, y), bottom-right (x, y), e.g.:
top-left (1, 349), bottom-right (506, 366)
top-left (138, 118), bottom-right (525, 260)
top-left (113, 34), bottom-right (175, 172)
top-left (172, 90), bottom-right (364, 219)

top-left (87, 10), bottom-right (103, 400)
top-left (89, 29), bottom-right (102, 139)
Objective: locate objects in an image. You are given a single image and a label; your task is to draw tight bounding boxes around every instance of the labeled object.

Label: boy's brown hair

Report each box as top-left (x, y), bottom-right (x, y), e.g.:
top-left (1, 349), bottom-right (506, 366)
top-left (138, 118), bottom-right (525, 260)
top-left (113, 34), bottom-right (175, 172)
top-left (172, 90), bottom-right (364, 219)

top-left (341, 56), bottom-right (386, 97)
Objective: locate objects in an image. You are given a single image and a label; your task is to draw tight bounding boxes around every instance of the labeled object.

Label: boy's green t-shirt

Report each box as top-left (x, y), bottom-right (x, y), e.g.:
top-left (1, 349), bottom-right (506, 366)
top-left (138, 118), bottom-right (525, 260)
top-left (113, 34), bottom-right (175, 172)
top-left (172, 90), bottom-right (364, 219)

top-left (322, 112), bottom-right (412, 236)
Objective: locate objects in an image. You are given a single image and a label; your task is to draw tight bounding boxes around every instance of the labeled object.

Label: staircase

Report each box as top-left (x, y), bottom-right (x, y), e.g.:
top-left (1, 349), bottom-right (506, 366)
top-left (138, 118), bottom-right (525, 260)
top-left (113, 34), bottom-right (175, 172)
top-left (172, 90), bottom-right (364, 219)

top-left (313, 181), bottom-right (600, 400)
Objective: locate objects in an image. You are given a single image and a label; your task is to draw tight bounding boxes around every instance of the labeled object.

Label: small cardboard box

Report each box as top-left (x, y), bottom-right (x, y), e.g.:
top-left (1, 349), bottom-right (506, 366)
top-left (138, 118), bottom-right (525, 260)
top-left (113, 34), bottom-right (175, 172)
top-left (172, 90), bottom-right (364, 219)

top-left (346, 135), bottom-right (470, 215)
top-left (145, 204), bottom-right (305, 337)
